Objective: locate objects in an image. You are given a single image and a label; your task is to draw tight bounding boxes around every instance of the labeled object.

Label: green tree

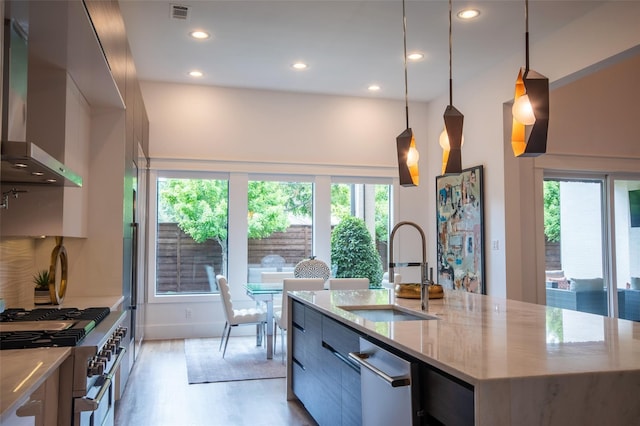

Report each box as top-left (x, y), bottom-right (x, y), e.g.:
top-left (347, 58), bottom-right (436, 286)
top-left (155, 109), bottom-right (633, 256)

top-left (374, 185), bottom-right (389, 243)
top-left (331, 216), bottom-right (383, 287)
top-left (160, 178), bottom-right (292, 275)
top-left (544, 180), bottom-right (561, 243)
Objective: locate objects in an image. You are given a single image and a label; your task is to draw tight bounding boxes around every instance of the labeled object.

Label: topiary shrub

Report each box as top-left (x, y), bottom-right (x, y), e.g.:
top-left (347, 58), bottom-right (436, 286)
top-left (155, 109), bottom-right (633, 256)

top-left (331, 216), bottom-right (383, 287)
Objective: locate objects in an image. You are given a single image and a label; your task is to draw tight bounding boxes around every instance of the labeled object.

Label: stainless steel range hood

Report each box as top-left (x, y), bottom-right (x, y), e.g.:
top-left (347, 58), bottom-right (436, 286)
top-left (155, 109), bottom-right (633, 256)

top-left (1, 19), bottom-right (82, 187)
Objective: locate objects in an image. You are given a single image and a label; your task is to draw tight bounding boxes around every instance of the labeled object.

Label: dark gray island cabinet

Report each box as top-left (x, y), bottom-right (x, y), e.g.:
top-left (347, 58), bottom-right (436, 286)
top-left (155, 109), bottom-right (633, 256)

top-left (286, 289), bottom-right (640, 426)
top-left (289, 299), bottom-right (474, 425)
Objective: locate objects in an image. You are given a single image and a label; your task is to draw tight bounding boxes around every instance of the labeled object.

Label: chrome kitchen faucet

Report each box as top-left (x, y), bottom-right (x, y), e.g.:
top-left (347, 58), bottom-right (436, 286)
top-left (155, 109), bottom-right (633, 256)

top-left (388, 221), bottom-right (429, 311)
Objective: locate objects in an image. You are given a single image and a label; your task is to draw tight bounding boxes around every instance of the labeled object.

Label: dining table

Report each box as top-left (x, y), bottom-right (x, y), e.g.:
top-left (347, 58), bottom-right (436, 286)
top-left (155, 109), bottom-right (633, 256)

top-left (244, 282), bottom-right (283, 359)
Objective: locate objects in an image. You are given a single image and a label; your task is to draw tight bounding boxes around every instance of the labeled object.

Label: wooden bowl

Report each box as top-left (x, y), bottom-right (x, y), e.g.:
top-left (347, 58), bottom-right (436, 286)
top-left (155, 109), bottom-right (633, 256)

top-left (394, 283), bottom-right (444, 299)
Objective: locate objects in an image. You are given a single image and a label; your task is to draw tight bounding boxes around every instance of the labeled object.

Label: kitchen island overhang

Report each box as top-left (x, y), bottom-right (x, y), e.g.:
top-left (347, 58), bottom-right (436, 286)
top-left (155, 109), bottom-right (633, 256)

top-left (288, 288), bottom-right (640, 425)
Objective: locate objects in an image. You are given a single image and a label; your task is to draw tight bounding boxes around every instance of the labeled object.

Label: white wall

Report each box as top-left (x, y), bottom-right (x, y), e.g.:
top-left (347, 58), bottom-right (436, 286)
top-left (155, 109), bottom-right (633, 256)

top-left (424, 1), bottom-right (640, 300)
top-left (140, 1), bottom-right (640, 338)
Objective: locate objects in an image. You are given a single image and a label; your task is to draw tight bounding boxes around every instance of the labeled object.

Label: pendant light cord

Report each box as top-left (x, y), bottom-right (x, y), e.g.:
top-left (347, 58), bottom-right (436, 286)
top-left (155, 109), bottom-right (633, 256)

top-left (402, 0), bottom-right (409, 129)
top-left (525, 0), bottom-right (530, 71)
top-left (448, 0), bottom-right (453, 107)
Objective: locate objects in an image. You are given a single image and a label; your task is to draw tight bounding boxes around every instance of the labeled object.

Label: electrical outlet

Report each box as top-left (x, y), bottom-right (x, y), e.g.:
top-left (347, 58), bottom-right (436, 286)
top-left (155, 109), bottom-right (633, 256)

top-left (185, 308), bottom-right (192, 319)
top-left (492, 240), bottom-right (499, 250)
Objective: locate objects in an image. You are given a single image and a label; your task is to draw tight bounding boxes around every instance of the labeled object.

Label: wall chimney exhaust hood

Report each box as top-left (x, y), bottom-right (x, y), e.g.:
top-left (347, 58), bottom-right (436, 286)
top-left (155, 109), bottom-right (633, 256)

top-left (1, 19), bottom-right (82, 187)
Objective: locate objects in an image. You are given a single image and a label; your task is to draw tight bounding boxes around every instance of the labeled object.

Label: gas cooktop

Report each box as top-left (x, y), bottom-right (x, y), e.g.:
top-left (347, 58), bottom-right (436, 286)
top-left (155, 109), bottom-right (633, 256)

top-left (0, 307), bottom-right (111, 350)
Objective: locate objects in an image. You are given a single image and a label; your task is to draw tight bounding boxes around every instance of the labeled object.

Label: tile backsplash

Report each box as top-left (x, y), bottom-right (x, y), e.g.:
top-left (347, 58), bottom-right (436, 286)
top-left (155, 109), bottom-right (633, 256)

top-left (0, 238), bottom-right (38, 307)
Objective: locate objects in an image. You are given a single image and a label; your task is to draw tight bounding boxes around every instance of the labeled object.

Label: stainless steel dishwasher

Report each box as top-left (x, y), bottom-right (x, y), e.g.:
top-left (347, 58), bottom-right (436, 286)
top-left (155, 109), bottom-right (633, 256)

top-left (349, 337), bottom-right (419, 426)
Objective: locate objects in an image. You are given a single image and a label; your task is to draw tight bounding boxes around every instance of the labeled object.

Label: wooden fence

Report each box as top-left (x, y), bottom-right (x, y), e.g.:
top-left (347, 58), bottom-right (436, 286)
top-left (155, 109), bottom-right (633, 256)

top-left (156, 223), bottom-right (388, 293)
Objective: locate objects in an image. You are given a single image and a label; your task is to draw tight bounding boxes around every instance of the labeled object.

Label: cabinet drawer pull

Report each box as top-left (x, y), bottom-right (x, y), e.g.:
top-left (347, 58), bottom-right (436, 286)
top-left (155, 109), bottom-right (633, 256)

top-left (348, 351), bottom-right (411, 387)
top-left (322, 342), bottom-right (359, 372)
top-left (16, 400), bottom-right (42, 417)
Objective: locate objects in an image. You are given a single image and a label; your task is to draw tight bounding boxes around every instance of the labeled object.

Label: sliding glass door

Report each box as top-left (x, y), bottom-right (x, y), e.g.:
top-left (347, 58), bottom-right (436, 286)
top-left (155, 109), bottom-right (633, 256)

top-left (543, 177), bottom-right (608, 316)
top-left (543, 174), bottom-right (640, 321)
top-left (613, 179), bottom-right (640, 321)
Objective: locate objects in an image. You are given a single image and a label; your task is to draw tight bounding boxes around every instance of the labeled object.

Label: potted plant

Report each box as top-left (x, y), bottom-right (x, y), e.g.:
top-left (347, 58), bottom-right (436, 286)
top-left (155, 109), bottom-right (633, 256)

top-left (33, 269), bottom-right (52, 305)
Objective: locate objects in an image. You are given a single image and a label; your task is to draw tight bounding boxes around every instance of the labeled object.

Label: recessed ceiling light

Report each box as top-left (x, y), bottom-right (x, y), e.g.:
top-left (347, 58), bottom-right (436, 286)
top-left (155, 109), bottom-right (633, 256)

top-left (457, 9), bottom-right (480, 20)
top-left (188, 70), bottom-right (203, 77)
top-left (368, 84), bottom-right (381, 92)
top-left (407, 52), bottom-right (425, 61)
top-left (189, 30), bottom-right (211, 40)
top-left (291, 62), bottom-right (308, 70)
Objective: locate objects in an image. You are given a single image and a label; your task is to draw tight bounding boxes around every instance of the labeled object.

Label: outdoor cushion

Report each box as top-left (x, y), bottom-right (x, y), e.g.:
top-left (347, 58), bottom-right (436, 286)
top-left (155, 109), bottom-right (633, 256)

top-left (546, 270), bottom-right (569, 289)
top-left (570, 278), bottom-right (604, 292)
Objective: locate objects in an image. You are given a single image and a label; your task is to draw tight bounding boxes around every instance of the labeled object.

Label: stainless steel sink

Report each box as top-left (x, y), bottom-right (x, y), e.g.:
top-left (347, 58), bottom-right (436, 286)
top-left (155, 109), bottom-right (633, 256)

top-left (338, 305), bottom-right (439, 322)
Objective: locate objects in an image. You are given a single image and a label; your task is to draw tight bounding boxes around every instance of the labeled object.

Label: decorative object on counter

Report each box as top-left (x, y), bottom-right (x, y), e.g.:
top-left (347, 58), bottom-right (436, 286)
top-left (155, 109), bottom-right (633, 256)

top-left (439, 0), bottom-right (464, 175)
top-left (33, 269), bottom-right (52, 305)
top-left (394, 281), bottom-right (443, 300)
top-left (293, 256), bottom-right (330, 281)
top-left (48, 236), bottom-right (68, 305)
top-left (330, 216), bottom-right (383, 286)
top-left (396, 0), bottom-right (419, 187)
top-left (511, 0), bottom-right (549, 157)
top-left (436, 165), bottom-right (485, 294)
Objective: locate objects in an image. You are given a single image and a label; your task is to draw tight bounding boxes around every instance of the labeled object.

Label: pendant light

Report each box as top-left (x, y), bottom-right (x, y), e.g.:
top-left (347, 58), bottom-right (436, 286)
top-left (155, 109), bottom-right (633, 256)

top-left (511, 0), bottom-right (549, 157)
top-left (439, 0), bottom-right (464, 175)
top-left (396, 0), bottom-right (419, 187)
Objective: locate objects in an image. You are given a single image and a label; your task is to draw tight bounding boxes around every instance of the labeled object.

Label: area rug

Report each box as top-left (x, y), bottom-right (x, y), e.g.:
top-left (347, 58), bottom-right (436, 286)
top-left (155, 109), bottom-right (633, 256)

top-left (184, 336), bottom-right (285, 384)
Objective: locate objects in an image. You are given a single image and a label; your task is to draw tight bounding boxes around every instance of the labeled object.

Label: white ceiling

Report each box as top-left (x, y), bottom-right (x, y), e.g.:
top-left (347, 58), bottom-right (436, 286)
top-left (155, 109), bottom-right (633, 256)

top-left (119, 1), bottom-right (607, 102)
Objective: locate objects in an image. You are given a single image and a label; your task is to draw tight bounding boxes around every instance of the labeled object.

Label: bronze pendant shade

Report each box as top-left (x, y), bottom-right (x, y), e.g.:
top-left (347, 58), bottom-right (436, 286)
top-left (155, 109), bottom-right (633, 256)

top-left (440, 0), bottom-right (464, 175)
top-left (511, 67), bottom-right (549, 157)
top-left (511, 0), bottom-right (549, 157)
top-left (397, 128), bottom-right (419, 187)
top-left (396, 0), bottom-right (419, 187)
top-left (442, 105), bottom-right (464, 174)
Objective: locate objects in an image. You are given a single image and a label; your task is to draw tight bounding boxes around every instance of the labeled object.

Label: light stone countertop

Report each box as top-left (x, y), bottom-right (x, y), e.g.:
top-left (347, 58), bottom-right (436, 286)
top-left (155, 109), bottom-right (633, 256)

top-left (290, 288), bottom-right (640, 424)
top-left (0, 347), bottom-right (71, 423)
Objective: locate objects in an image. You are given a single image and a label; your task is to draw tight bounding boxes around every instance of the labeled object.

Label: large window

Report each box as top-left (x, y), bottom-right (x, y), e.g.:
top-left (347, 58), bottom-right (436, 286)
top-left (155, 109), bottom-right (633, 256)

top-left (247, 180), bottom-right (313, 283)
top-left (155, 177), bottom-right (228, 295)
top-left (149, 173), bottom-right (394, 297)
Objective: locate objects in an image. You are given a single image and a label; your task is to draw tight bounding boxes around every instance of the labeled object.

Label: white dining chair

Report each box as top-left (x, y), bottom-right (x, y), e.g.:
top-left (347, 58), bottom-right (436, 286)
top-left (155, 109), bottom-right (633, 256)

top-left (273, 278), bottom-right (324, 361)
top-left (216, 275), bottom-right (267, 358)
top-left (328, 277), bottom-right (370, 290)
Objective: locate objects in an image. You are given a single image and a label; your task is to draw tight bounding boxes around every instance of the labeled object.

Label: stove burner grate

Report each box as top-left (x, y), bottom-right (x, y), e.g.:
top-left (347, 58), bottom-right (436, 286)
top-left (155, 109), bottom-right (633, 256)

top-left (0, 307), bottom-right (110, 323)
top-left (0, 328), bottom-right (88, 349)
top-left (0, 307), bottom-right (112, 350)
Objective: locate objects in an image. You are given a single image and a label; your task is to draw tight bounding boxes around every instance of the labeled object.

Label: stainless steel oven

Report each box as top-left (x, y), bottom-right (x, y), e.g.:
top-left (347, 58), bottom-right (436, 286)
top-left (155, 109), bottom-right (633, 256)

top-left (0, 307), bottom-right (128, 426)
top-left (72, 311), bottom-right (127, 426)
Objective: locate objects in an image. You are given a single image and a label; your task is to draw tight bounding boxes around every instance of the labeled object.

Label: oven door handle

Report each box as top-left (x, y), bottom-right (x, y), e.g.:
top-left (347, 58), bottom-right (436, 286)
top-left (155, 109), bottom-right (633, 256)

top-left (74, 377), bottom-right (112, 413)
top-left (75, 347), bottom-right (126, 412)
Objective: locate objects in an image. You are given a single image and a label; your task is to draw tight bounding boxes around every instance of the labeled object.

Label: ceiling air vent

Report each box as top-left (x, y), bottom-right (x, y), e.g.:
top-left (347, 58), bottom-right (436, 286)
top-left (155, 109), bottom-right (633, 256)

top-left (170, 4), bottom-right (190, 20)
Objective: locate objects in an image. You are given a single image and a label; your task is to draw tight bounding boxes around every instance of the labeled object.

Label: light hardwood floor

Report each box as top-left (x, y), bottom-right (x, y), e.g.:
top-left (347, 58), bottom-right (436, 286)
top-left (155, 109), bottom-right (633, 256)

top-left (115, 339), bottom-right (317, 426)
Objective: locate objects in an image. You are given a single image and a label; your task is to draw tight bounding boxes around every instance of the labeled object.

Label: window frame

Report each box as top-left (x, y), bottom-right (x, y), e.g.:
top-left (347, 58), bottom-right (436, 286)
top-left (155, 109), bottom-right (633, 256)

top-left (147, 169), bottom-right (396, 304)
top-left (148, 169), bottom-right (229, 304)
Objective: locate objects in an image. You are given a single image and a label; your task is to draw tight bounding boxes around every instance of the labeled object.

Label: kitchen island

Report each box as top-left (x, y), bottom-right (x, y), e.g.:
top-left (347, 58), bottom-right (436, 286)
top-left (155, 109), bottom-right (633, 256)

top-left (287, 288), bottom-right (640, 425)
